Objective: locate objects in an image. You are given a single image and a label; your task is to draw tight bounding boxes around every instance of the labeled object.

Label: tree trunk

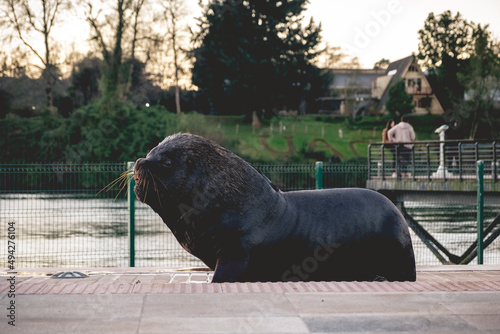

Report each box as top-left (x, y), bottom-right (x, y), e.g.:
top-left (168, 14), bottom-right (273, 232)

top-left (46, 81), bottom-right (54, 111)
top-left (175, 85), bottom-right (181, 114)
top-left (107, 0), bottom-right (126, 98)
top-left (171, 6), bottom-right (181, 114)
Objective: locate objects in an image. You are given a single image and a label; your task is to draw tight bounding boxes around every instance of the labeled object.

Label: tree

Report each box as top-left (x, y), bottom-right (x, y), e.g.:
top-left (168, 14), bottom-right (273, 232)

top-left (192, 0), bottom-right (326, 115)
top-left (417, 10), bottom-right (473, 109)
top-left (461, 25), bottom-right (500, 138)
top-left (0, 47), bottom-right (29, 78)
top-left (0, 0), bottom-right (70, 109)
top-left (314, 44), bottom-right (360, 69)
top-left (84, 0), bottom-right (163, 102)
top-left (85, 0), bottom-right (128, 99)
top-left (162, 0), bottom-right (189, 114)
top-left (373, 58), bottom-right (390, 70)
top-left (69, 56), bottom-right (103, 107)
top-left (385, 79), bottom-right (414, 118)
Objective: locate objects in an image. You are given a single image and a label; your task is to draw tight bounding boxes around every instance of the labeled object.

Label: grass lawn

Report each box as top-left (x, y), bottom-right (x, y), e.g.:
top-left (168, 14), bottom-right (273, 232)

top-left (172, 113), bottom-right (443, 163)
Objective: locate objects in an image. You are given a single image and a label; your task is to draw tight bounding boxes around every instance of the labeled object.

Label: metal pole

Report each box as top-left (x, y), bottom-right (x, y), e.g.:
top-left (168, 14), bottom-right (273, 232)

top-left (315, 161), bottom-right (323, 190)
top-left (493, 141), bottom-right (497, 183)
top-left (368, 144), bottom-right (372, 180)
top-left (395, 144), bottom-right (400, 180)
top-left (426, 144), bottom-right (431, 181)
top-left (477, 160), bottom-right (484, 265)
top-left (127, 161), bottom-right (136, 267)
top-left (381, 144), bottom-right (385, 180)
top-left (459, 142), bottom-right (463, 182)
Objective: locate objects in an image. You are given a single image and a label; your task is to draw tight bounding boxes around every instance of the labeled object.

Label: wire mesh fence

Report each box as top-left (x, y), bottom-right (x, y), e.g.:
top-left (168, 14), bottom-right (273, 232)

top-left (401, 193), bottom-right (500, 265)
top-left (1, 161), bottom-right (499, 269)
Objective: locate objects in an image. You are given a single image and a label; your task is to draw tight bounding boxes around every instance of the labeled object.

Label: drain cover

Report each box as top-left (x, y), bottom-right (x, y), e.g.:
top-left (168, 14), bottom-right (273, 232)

top-left (51, 271), bottom-right (88, 279)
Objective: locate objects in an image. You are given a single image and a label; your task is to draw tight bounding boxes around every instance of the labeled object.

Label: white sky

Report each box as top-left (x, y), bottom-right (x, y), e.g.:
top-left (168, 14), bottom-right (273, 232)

top-left (42, 0), bottom-right (500, 72)
top-left (304, 0), bottom-right (500, 68)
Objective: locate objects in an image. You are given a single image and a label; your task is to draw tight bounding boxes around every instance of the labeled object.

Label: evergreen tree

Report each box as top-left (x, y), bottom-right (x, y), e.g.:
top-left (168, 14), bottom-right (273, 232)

top-left (385, 80), bottom-right (414, 118)
top-left (461, 25), bottom-right (500, 139)
top-left (417, 11), bottom-right (472, 110)
top-left (192, 0), bottom-right (325, 115)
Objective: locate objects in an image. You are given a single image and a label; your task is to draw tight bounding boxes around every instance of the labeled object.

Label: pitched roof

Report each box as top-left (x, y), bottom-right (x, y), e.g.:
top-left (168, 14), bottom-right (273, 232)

top-left (375, 55), bottom-right (414, 114)
top-left (329, 69), bottom-right (385, 91)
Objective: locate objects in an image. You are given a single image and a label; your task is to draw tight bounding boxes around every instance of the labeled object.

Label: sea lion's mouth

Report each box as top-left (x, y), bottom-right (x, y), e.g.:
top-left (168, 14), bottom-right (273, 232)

top-left (134, 158), bottom-right (161, 204)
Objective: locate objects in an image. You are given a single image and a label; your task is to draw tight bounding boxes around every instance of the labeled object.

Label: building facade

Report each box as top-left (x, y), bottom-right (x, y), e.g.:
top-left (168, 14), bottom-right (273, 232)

top-left (372, 55), bottom-right (444, 115)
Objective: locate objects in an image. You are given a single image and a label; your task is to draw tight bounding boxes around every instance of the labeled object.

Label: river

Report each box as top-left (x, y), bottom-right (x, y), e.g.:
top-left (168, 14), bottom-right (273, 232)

top-left (1, 194), bottom-right (499, 268)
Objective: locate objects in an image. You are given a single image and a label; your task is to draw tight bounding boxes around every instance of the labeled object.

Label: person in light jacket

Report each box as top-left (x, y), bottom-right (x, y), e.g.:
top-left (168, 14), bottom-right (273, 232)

top-left (387, 115), bottom-right (416, 177)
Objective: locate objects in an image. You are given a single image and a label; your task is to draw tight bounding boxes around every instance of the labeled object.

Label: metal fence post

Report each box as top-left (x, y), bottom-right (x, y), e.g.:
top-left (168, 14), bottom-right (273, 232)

top-left (381, 144), bottom-right (385, 180)
top-left (315, 161), bottom-right (323, 190)
top-left (367, 144), bottom-right (372, 180)
top-left (493, 141), bottom-right (497, 183)
top-left (477, 160), bottom-right (484, 265)
top-left (127, 161), bottom-right (136, 267)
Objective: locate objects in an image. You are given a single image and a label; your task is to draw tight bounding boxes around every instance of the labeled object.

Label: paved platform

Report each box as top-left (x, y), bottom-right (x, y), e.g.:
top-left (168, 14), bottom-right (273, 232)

top-left (1, 266), bottom-right (500, 333)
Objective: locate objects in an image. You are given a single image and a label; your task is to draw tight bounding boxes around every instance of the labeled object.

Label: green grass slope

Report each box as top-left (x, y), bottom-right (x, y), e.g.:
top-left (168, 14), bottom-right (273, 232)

top-left (165, 113), bottom-right (443, 163)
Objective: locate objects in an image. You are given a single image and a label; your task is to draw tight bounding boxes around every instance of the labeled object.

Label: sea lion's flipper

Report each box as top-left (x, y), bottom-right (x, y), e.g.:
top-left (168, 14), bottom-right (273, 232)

top-left (371, 275), bottom-right (388, 282)
top-left (211, 256), bottom-right (249, 283)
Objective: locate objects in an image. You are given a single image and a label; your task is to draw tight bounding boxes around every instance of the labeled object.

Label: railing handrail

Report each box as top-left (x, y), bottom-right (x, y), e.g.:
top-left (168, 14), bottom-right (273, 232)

top-left (368, 140), bottom-right (499, 183)
top-left (370, 139), bottom-right (500, 146)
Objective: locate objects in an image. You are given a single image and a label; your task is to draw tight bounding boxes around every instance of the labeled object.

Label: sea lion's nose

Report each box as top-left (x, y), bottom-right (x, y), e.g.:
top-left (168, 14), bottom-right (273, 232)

top-left (134, 158), bottom-right (145, 174)
top-left (135, 158), bottom-right (163, 174)
top-left (135, 158), bottom-right (145, 168)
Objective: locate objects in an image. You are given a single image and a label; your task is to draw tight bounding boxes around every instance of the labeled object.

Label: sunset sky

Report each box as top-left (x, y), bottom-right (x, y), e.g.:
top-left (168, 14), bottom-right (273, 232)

top-left (34, 0), bottom-right (500, 72)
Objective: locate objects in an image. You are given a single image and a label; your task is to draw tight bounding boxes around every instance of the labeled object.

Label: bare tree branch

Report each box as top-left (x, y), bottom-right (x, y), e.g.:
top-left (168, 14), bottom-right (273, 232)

top-left (1, 0), bottom-right (69, 108)
top-left (85, 1), bottom-right (110, 63)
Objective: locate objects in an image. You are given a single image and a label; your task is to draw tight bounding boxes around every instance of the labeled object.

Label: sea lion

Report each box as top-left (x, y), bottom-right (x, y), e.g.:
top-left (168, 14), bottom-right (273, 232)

top-left (134, 133), bottom-right (416, 282)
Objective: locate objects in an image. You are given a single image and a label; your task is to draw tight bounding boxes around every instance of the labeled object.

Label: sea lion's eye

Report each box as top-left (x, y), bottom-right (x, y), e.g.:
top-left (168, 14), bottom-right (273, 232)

top-left (161, 159), bottom-right (172, 168)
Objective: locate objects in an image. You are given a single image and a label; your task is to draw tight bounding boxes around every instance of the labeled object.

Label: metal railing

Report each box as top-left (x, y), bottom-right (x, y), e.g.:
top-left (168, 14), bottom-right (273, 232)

top-left (0, 162), bottom-right (366, 268)
top-left (1, 162), bottom-right (499, 268)
top-left (368, 140), bottom-right (499, 182)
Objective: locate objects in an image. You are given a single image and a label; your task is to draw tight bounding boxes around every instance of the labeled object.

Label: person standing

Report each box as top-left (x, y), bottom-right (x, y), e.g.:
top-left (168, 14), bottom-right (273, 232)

top-left (382, 119), bottom-right (396, 175)
top-left (387, 115), bottom-right (416, 177)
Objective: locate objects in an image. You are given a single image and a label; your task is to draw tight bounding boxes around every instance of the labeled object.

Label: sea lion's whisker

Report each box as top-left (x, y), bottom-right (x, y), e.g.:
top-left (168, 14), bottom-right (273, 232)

top-left (144, 177), bottom-right (150, 203)
top-left (97, 169), bottom-right (134, 200)
top-left (150, 172), bottom-right (165, 210)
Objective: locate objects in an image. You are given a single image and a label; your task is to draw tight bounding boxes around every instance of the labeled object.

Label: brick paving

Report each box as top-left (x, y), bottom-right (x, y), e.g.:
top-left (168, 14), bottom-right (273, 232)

top-left (2, 265), bottom-right (500, 295)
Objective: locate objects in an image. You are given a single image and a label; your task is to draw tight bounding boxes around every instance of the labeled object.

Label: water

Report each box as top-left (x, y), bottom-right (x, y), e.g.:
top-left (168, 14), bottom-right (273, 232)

top-left (1, 195), bottom-right (499, 268)
top-left (0, 194), bottom-right (205, 269)
top-left (405, 201), bottom-right (500, 265)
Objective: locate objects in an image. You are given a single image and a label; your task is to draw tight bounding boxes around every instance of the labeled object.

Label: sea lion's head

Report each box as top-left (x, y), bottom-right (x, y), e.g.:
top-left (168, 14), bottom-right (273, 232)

top-left (133, 133), bottom-right (259, 226)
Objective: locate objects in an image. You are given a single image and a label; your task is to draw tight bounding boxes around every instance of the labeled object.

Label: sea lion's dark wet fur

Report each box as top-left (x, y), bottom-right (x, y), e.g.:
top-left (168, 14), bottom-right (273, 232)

top-left (134, 133), bottom-right (416, 282)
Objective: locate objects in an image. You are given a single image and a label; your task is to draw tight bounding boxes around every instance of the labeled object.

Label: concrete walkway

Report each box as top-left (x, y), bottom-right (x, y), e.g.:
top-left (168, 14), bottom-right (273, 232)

top-left (1, 266), bottom-right (500, 333)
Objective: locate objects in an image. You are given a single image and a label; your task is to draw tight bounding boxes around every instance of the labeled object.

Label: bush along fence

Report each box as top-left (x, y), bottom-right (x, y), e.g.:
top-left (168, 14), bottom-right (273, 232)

top-left (0, 160), bottom-right (499, 268)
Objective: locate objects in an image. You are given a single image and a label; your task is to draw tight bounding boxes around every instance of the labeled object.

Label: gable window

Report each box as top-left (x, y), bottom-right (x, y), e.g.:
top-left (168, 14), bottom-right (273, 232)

top-left (409, 64), bottom-right (419, 72)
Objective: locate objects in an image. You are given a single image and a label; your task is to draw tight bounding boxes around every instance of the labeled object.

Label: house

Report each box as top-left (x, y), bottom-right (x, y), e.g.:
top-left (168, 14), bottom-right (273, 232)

top-left (372, 55), bottom-right (444, 115)
top-left (317, 68), bottom-right (385, 114)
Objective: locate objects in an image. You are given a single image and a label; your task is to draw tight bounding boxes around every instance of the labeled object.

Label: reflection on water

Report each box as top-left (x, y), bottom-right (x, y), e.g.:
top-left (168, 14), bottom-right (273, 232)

top-left (0, 194), bottom-right (205, 268)
top-left (1, 195), bottom-right (499, 268)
